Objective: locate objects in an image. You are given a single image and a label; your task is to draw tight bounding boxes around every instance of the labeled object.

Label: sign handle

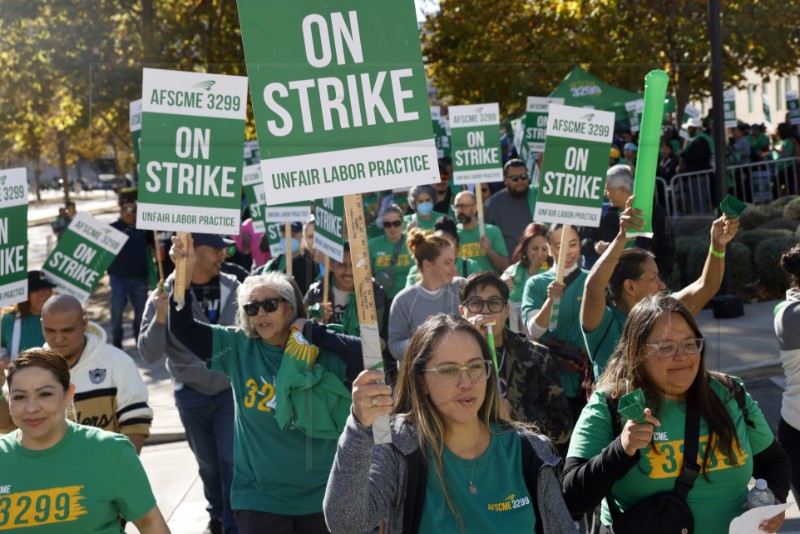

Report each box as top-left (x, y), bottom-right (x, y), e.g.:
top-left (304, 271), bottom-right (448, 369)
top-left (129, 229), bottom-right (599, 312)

top-left (343, 193), bottom-right (391, 445)
top-left (322, 254), bottom-right (330, 305)
top-left (548, 223), bottom-right (571, 332)
top-left (284, 222), bottom-right (293, 277)
top-left (153, 231), bottom-right (165, 284)
top-left (173, 232), bottom-right (190, 310)
top-left (476, 185), bottom-right (486, 238)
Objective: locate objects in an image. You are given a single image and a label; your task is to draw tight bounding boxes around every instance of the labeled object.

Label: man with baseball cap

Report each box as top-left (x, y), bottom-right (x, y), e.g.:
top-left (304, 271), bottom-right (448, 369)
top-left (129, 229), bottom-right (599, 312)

top-left (139, 232), bottom-right (240, 534)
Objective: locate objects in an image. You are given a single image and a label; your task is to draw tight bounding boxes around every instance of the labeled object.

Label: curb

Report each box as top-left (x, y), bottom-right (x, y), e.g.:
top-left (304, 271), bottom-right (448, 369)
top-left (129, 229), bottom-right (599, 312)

top-left (146, 431), bottom-right (187, 446)
top-left (28, 205), bottom-right (118, 227)
top-left (722, 360), bottom-right (783, 380)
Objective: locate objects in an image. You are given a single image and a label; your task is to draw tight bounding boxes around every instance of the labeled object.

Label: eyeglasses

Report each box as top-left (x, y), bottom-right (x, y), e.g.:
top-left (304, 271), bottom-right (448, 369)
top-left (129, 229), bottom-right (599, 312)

top-left (506, 174), bottom-right (529, 182)
top-left (644, 338), bottom-right (704, 360)
top-left (383, 220), bottom-right (403, 229)
top-left (123, 207), bottom-right (137, 213)
top-left (243, 298), bottom-right (288, 316)
top-left (421, 360), bottom-right (492, 386)
top-left (463, 297), bottom-right (507, 313)
top-left (453, 203), bottom-right (476, 210)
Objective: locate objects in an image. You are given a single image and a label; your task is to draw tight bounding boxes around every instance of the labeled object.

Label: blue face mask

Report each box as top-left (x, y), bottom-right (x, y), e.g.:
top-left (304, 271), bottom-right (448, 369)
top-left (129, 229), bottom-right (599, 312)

top-left (284, 237), bottom-right (300, 254)
top-left (416, 201), bottom-right (434, 216)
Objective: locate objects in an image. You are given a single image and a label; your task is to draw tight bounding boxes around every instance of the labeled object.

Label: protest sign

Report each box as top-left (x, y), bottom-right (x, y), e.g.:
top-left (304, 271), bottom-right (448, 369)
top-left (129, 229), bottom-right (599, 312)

top-left (264, 223), bottom-right (285, 256)
top-left (431, 106), bottom-right (450, 159)
top-left (129, 100), bottom-right (142, 168)
top-left (137, 68), bottom-right (248, 234)
top-left (0, 169), bottom-right (28, 308)
top-left (788, 91), bottom-right (800, 126)
top-left (625, 99), bottom-right (644, 133)
top-left (263, 202), bottom-right (311, 223)
top-left (314, 196), bottom-right (345, 262)
top-left (450, 103), bottom-right (503, 184)
top-left (238, 0), bottom-right (438, 205)
top-left (42, 213), bottom-right (128, 302)
top-left (242, 164), bottom-right (267, 233)
top-left (534, 104), bottom-right (615, 227)
top-left (683, 103), bottom-right (701, 119)
top-left (723, 89), bottom-right (737, 128)
top-left (244, 140), bottom-right (261, 166)
top-left (762, 93), bottom-right (773, 127)
top-left (524, 97), bottom-right (565, 154)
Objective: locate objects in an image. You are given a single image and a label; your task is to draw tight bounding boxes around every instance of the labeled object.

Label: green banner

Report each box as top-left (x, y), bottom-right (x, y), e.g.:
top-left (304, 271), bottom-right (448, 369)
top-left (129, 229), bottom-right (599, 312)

top-left (314, 196), bottom-right (345, 262)
top-left (788, 90), bottom-right (800, 126)
top-left (534, 104), bottom-right (615, 227)
top-left (129, 99), bottom-right (142, 169)
top-left (42, 213), bottom-right (128, 302)
top-left (450, 103), bottom-right (503, 184)
top-left (242, 164), bottom-right (267, 233)
top-left (624, 99), bottom-right (643, 134)
top-left (524, 96), bottom-right (564, 154)
top-left (265, 222), bottom-right (284, 256)
top-left (237, 0), bottom-right (438, 204)
top-left (137, 68), bottom-right (248, 234)
top-left (723, 88), bottom-right (737, 128)
top-left (0, 169), bottom-right (28, 307)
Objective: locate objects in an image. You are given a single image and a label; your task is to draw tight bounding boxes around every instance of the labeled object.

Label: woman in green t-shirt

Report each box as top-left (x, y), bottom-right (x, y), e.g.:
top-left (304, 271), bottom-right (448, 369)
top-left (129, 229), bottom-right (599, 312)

top-left (404, 184), bottom-right (446, 233)
top-left (0, 270), bottom-right (56, 361)
top-left (562, 294), bottom-right (790, 534)
top-left (502, 222), bottom-right (551, 333)
top-left (0, 349), bottom-right (168, 533)
top-left (324, 314), bottom-right (575, 533)
top-left (369, 204), bottom-right (412, 302)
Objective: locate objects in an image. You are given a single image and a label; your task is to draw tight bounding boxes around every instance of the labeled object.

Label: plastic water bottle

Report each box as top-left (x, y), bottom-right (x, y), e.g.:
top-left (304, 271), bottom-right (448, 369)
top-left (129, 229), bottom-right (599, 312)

top-left (747, 479), bottom-right (775, 508)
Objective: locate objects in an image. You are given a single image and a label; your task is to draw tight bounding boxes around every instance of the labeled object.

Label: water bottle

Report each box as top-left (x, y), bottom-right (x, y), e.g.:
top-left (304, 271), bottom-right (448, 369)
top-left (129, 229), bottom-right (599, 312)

top-left (747, 479), bottom-right (775, 508)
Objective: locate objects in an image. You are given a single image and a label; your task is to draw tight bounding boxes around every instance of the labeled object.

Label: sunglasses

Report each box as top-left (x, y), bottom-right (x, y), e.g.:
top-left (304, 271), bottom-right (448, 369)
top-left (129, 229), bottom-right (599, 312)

top-left (507, 174), bottom-right (530, 182)
top-left (243, 298), bottom-right (288, 316)
top-left (383, 220), bottom-right (403, 228)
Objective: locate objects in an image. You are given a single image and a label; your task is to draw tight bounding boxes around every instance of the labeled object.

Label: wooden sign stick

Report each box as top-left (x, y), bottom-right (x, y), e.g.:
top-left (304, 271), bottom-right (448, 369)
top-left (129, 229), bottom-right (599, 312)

top-left (322, 254), bottom-right (330, 305)
top-left (343, 193), bottom-right (391, 445)
top-left (284, 221), bottom-right (293, 277)
top-left (475, 184), bottom-right (486, 238)
top-left (173, 232), bottom-right (190, 310)
top-left (153, 231), bottom-right (164, 284)
top-left (548, 223), bottom-right (571, 332)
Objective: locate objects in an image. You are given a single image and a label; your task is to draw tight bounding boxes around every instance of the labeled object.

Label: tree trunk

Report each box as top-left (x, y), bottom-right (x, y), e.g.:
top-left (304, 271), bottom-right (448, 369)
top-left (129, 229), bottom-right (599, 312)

top-left (57, 130), bottom-right (70, 205)
top-left (34, 153), bottom-right (42, 202)
top-left (140, 0), bottom-right (157, 64)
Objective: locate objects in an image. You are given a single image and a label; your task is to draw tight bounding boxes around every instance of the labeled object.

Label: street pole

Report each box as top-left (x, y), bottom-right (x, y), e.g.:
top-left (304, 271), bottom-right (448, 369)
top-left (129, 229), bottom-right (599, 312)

top-left (708, 0), bottom-right (744, 319)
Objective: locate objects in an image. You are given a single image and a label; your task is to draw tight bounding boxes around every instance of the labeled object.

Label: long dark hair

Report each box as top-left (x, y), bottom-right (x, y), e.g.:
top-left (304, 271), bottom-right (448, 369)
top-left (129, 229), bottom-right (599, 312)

top-left (598, 293), bottom-right (741, 475)
top-left (512, 222), bottom-right (549, 267)
top-left (607, 248), bottom-right (655, 305)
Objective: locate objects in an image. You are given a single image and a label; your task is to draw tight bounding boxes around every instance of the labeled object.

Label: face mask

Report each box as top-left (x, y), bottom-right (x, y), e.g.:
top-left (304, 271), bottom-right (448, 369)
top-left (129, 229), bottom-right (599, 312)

top-left (416, 201), bottom-right (434, 216)
top-left (283, 237), bottom-right (300, 254)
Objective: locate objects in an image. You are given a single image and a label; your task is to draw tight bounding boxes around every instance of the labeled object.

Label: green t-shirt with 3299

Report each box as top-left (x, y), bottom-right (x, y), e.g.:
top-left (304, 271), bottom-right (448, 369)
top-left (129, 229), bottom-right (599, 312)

top-left (368, 233), bottom-right (413, 301)
top-left (457, 223), bottom-right (508, 273)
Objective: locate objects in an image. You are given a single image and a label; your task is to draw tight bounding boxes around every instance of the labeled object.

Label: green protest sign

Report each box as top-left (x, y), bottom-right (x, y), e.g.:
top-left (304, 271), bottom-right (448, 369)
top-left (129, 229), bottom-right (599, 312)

top-left (129, 99), bottom-right (142, 168)
top-left (237, 0), bottom-right (438, 205)
top-left (431, 106), bottom-right (451, 160)
top-left (624, 99), bottom-right (643, 134)
top-left (534, 104), bottom-right (615, 226)
top-left (450, 103), bottom-right (503, 184)
top-left (524, 97), bottom-right (565, 154)
top-left (42, 213), bottom-right (128, 302)
top-left (265, 222), bottom-right (284, 256)
top-left (314, 196), bottom-right (345, 262)
top-left (242, 164), bottom-right (267, 233)
top-left (723, 89), bottom-right (737, 128)
top-left (0, 169), bottom-right (29, 307)
top-left (244, 140), bottom-right (261, 166)
top-left (137, 68), bottom-right (248, 234)
top-left (788, 90), bottom-right (800, 126)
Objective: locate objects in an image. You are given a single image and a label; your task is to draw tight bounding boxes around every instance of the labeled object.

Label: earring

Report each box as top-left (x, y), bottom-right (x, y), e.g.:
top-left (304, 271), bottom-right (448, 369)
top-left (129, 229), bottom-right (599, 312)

top-left (67, 400), bottom-right (78, 424)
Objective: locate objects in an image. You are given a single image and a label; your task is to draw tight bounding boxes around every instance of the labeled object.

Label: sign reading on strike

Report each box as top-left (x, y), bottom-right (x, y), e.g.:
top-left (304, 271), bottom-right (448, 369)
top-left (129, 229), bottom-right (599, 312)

top-left (450, 103), bottom-right (502, 184)
top-left (242, 164), bottom-right (267, 234)
top-left (137, 68), bottom-right (248, 234)
top-left (723, 89), bottom-right (737, 128)
top-left (265, 222), bottom-right (285, 256)
top-left (314, 196), bottom-right (345, 262)
top-left (534, 104), bottom-right (615, 226)
top-left (524, 97), bottom-right (564, 154)
top-left (130, 99), bottom-right (142, 168)
top-left (0, 169), bottom-right (29, 308)
top-left (43, 213), bottom-right (129, 302)
top-left (237, 1), bottom-right (438, 205)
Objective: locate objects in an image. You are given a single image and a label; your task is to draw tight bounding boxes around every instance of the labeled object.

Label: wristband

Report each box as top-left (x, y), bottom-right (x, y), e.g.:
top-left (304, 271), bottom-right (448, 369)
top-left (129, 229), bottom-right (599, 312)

top-left (709, 245), bottom-right (726, 258)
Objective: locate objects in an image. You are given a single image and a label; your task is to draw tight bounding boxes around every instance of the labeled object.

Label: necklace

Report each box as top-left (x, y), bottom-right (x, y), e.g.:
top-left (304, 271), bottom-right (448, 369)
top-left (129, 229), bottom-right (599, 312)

top-left (457, 459), bottom-right (478, 495)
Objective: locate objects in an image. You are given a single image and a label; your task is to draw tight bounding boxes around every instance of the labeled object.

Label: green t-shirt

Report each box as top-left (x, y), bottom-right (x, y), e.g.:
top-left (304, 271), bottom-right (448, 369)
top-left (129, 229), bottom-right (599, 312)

top-left (520, 268), bottom-right (589, 398)
top-left (404, 257), bottom-right (482, 287)
top-left (582, 305), bottom-right (627, 380)
top-left (0, 312), bottom-right (46, 358)
top-left (403, 211), bottom-right (446, 233)
top-left (0, 421), bottom-right (155, 532)
top-left (368, 233), bottom-right (413, 301)
top-left (419, 425), bottom-right (536, 532)
top-left (568, 378), bottom-right (775, 534)
top-left (209, 326), bottom-right (347, 515)
top-left (457, 223), bottom-right (509, 273)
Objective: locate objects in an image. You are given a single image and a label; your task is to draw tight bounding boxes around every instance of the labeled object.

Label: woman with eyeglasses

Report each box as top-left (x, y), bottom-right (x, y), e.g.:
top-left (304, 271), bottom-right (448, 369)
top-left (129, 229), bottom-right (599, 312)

top-left (1, 349), bottom-right (169, 533)
top-left (459, 272), bottom-right (572, 457)
top-left (502, 223), bottom-right (551, 334)
top-left (369, 204), bottom-right (413, 303)
top-left (168, 236), bottom-right (364, 534)
top-left (562, 294), bottom-right (790, 534)
top-left (324, 314), bottom-right (576, 534)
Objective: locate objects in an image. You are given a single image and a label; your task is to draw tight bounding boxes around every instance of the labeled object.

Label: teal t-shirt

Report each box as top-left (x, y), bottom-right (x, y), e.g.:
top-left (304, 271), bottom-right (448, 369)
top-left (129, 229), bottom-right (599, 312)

top-left (457, 223), bottom-right (509, 273)
top-left (419, 425), bottom-right (536, 533)
top-left (0, 312), bottom-right (46, 358)
top-left (582, 305), bottom-right (627, 380)
top-left (568, 378), bottom-right (775, 534)
top-left (368, 234), bottom-right (413, 301)
top-left (521, 268), bottom-right (589, 398)
top-left (405, 257), bottom-right (482, 287)
top-left (404, 211), bottom-right (446, 233)
top-left (209, 326), bottom-right (348, 515)
top-left (0, 421), bottom-right (156, 532)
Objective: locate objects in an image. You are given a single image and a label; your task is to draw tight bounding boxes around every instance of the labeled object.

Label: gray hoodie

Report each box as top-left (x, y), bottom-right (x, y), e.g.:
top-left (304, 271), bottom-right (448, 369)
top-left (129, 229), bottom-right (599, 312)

top-left (323, 414), bottom-right (577, 534)
top-left (137, 272), bottom-right (237, 395)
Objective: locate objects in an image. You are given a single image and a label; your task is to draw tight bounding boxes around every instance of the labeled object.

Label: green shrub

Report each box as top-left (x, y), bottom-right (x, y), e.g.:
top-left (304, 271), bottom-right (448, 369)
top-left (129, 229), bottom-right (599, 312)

top-left (675, 236), bottom-right (708, 287)
top-left (763, 217), bottom-right (799, 231)
top-left (739, 204), bottom-right (782, 230)
top-left (784, 197), bottom-right (800, 221)
top-left (771, 195), bottom-right (800, 210)
top-left (673, 216), bottom-right (713, 238)
top-left (734, 228), bottom-right (792, 256)
top-left (754, 236), bottom-right (800, 292)
top-left (728, 242), bottom-right (752, 294)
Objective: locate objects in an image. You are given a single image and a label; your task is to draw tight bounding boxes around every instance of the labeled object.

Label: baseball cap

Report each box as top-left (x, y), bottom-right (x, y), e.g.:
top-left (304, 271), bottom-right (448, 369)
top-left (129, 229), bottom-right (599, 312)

top-left (28, 270), bottom-right (57, 292)
top-left (191, 233), bottom-right (235, 249)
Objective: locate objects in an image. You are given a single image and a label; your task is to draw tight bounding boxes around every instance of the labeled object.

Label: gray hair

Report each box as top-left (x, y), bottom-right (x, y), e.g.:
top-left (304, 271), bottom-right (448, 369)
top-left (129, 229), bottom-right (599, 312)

top-left (407, 184), bottom-right (436, 211)
top-left (606, 164), bottom-right (634, 193)
top-left (235, 272), bottom-right (298, 338)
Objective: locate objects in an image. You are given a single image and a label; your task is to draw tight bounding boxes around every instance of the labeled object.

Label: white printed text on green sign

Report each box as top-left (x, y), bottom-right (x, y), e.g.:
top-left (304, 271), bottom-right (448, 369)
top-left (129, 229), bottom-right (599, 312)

top-left (243, 164), bottom-right (267, 234)
top-left (450, 103), bottom-right (502, 184)
top-left (525, 97), bottom-right (564, 153)
top-left (314, 196), bottom-right (345, 262)
top-left (130, 99), bottom-right (142, 167)
top-left (0, 168), bottom-right (28, 307)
